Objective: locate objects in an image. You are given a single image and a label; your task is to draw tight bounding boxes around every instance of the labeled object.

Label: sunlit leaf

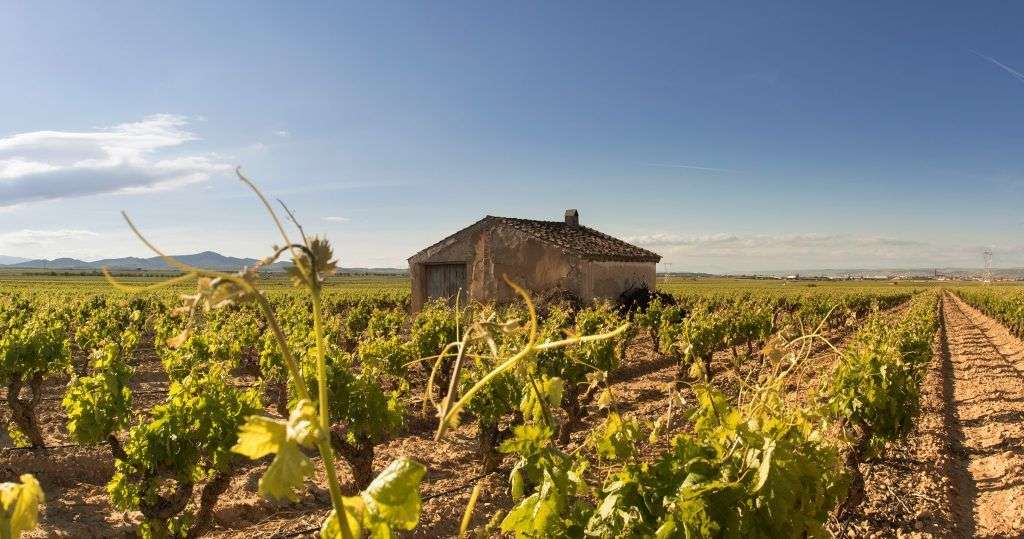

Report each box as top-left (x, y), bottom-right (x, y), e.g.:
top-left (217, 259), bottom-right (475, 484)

top-left (0, 474), bottom-right (44, 538)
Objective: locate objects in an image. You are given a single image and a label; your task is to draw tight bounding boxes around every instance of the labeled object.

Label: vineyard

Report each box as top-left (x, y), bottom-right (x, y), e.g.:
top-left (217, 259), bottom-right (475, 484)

top-left (2, 264), bottom-right (1024, 537)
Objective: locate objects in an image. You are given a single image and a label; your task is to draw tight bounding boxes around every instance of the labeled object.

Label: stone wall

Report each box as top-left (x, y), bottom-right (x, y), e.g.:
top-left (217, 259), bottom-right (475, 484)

top-left (582, 260), bottom-right (657, 300)
top-left (470, 225), bottom-right (580, 304)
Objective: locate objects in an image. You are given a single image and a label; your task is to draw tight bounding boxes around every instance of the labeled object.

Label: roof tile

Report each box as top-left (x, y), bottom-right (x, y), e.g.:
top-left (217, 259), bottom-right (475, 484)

top-left (493, 216), bottom-right (660, 262)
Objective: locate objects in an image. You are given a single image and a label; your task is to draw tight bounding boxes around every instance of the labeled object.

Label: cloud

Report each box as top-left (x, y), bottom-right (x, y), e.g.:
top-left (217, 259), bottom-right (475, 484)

top-left (0, 229), bottom-right (99, 252)
top-left (0, 114), bottom-right (230, 206)
top-left (274, 130), bottom-right (291, 138)
top-left (625, 232), bottom-right (991, 271)
top-left (972, 51), bottom-right (1024, 85)
top-left (323, 216), bottom-right (351, 223)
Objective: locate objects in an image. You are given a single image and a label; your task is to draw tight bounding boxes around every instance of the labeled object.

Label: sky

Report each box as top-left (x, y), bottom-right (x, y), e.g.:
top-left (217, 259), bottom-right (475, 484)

top-left (1, 1), bottom-right (1024, 272)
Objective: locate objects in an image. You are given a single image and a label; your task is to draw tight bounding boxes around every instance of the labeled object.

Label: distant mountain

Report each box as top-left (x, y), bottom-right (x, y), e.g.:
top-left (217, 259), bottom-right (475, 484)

top-left (0, 251), bottom-right (407, 274)
top-left (91, 251), bottom-right (271, 271)
top-left (8, 257), bottom-right (93, 269)
top-left (0, 255), bottom-right (30, 265)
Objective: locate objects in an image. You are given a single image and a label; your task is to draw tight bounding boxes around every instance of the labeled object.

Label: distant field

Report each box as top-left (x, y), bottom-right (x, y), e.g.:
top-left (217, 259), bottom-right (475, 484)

top-left (0, 269), bottom-right (411, 296)
top-left (1, 269), bottom-right (1012, 298)
top-left (656, 276), bottom-right (1024, 293)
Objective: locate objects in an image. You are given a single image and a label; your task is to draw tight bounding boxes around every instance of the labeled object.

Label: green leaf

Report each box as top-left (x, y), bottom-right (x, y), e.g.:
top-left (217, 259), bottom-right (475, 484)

top-left (361, 458), bottom-right (427, 533)
top-left (753, 439), bottom-right (776, 492)
top-left (500, 493), bottom-right (541, 535)
top-left (0, 474), bottom-right (44, 538)
top-left (232, 415), bottom-right (314, 502)
top-left (232, 415), bottom-right (286, 460)
top-left (510, 465), bottom-right (525, 500)
top-left (259, 439), bottom-right (315, 502)
top-left (320, 497), bottom-right (365, 539)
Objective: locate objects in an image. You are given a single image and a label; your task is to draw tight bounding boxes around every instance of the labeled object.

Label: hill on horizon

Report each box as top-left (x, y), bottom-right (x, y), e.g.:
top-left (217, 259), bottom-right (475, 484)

top-left (0, 251), bottom-right (406, 273)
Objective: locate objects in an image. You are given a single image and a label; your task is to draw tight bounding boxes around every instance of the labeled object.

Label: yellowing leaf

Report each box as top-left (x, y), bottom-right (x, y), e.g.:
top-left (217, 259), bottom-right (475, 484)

top-left (753, 440), bottom-right (776, 492)
top-left (0, 474), bottom-right (44, 538)
top-left (287, 399), bottom-right (322, 448)
top-left (259, 440), bottom-right (314, 502)
top-left (320, 497), bottom-right (364, 539)
top-left (232, 416), bottom-right (286, 459)
top-left (166, 328), bottom-right (191, 349)
top-left (232, 415), bottom-right (315, 502)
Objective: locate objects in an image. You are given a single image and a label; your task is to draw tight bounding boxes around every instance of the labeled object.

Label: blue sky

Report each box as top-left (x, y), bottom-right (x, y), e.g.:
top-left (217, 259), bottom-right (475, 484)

top-left (1, 2), bottom-right (1023, 272)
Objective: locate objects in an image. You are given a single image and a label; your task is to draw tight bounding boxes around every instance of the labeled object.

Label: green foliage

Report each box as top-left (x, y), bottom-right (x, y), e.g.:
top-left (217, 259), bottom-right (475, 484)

top-left (409, 300), bottom-right (459, 359)
top-left (655, 303), bottom-right (688, 355)
top-left (73, 295), bottom-right (147, 354)
top-left (0, 298), bottom-right (70, 385)
top-left (365, 308), bottom-right (405, 339)
top-left (459, 304), bottom-right (528, 428)
top-left (634, 298), bottom-right (667, 351)
top-left (64, 342), bottom-right (134, 445)
top-left (344, 301), bottom-right (374, 340)
top-left (673, 303), bottom-right (727, 377)
top-left (823, 291), bottom-right (938, 453)
top-left (958, 287), bottom-right (1024, 337)
top-left (357, 335), bottom-right (412, 378)
top-left (108, 366), bottom-right (261, 536)
top-left (587, 386), bottom-right (846, 538)
top-left (499, 423), bottom-right (590, 538)
top-left (306, 352), bottom-right (405, 446)
top-left (587, 412), bottom-right (643, 463)
top-left (0, 296), bottom-right (71, 447)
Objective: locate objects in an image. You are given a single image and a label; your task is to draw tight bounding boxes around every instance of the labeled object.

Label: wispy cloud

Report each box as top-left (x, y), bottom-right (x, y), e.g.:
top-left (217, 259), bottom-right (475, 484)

top-left (323, 216), bottom-right (351, 223)
top-left (625, 231), bottom-right (995, 271)
top-left (0, 114), bottom-right (229, 206)
top-left (0, 229), bottom-right (99, 251)
top-left (274, 130), bottom-right (291, 138)
top-left (972, 50), bottom-right (1024, 85)
top-left (643, 163), bottom-right (742, 173)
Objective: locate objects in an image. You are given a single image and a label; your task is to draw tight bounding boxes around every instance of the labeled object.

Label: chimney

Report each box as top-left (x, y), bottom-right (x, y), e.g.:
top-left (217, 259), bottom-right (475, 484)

top-left (564, 209), bottom-right (579, 227)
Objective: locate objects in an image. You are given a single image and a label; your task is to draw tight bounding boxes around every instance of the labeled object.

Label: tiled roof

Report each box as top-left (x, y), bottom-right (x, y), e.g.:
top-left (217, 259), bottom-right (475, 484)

top-left (490, 216), bottom-right (661, 263)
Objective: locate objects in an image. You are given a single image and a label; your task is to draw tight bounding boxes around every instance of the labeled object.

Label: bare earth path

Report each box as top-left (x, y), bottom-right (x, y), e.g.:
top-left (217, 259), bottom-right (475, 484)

top-left (943, 293), bottom-right (1024, 538)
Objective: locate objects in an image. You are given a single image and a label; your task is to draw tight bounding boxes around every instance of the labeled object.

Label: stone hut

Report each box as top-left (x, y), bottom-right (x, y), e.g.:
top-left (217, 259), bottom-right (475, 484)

top-left (408, 210), bottom-right (661, 311)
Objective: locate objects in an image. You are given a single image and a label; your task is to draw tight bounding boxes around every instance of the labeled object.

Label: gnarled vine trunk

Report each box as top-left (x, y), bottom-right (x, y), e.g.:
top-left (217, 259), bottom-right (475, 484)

top-left (558, 382), bottom-right (587, 445)
top-left (272, 379), bottom-right (289, 418)
top-left (139, 477), bottom-right (194, 531)
top-left (6, 373), bottom-right (46, 449)
top-left (835, 422), bottom-right (873, 520)
top-left (477, 420), bottom-right (502, 473)
top-left (331, 430), bottom-right (375, 492)
top-left (107, 434), bottom-right (127, 461)
top-left (187, 471), bottom-right (232, 539)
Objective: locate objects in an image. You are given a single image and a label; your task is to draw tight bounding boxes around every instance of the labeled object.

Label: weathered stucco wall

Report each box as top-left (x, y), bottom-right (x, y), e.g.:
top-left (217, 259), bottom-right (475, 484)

top-left (409, 221), bottom-right (582, 310)
top-left (582, 260), bottom-right (657, 300)
top-left (470, 225), bottom-right (581, 304)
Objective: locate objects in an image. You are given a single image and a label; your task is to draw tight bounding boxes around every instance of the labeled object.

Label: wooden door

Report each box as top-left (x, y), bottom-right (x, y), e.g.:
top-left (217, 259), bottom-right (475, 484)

top-left (426, 263), bottom-right (467, 303)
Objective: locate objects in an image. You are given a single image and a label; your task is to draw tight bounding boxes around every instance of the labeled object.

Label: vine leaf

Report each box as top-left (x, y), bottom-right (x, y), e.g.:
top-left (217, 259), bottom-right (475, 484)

top-left (0, 474), bottom-right (44, 538)
top-left (232, 401), bottom-right (322, 502)
top-left (753, 439), bottom-right (776, 492)
top-left (320, 458), bottom-right (427, 538)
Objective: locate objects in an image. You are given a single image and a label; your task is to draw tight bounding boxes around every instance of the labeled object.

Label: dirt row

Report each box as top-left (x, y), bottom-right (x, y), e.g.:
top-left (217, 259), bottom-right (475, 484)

top-left (841, 293), bottom-right (1024, 539)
